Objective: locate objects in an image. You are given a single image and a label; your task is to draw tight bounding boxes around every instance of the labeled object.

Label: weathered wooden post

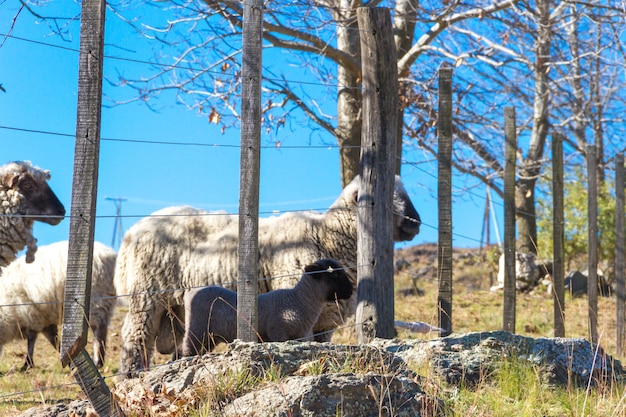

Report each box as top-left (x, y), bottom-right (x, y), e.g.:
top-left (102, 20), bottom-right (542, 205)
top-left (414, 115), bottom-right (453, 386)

top-left (587, 144), bottom-right (598, 344)
top-left (356, 7), bottom-right (398, 343)
top-left (60, 0), bottom-right (123, 415)
top-left (437, 68), bottom-right (453, 337)
top-left (552, 133), bottom-right (565, 337)
top-left (237, 0), bottom-right (264, 342)
top-left (616, 152), bottom-right (625, 356)
top-left (503, 107), bottom-right (516, 333)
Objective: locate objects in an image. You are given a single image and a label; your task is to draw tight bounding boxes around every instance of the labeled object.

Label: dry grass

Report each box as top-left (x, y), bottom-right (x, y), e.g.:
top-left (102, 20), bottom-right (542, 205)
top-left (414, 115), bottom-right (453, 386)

top-left (390, 250), bottom-right (622, 357)
top-left (0, 244), bottom-right (624, 416)
top-left (0, 305), bottom-right (174, 416)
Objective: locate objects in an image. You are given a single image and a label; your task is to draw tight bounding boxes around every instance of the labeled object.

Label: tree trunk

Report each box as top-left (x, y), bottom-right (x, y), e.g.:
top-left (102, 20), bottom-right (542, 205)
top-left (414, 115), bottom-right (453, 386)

top-left (515, 179), bottom-right (538, 254)
top-left (591, 28), bottom-right (605, 183)
top-left (393, 0), bottom-right (419, 176)
top-left (566, 9), bottom-right (587, 153)
top-left (334, 1), bottom-right (362, 187)
top-left (517, 0), bottom-right (552, 255)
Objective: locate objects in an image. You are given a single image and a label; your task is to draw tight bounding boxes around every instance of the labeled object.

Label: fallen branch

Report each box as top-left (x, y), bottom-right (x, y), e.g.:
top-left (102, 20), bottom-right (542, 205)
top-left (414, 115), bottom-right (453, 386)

top-left (394, 320), bottom-right (444, 333)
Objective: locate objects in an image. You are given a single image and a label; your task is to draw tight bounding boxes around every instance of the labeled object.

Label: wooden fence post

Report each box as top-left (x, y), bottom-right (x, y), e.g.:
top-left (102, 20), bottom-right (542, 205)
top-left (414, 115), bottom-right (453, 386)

top-left (437, 67), bottom-right (453, 337)
top-left (552, 133), bottom-right (565, 337)
top-left (587, 144), bottom-right (598, 344)
top-left (503, 107), bottom-right (516, 333)
top-left (356, 7), bottom-right (397, 343)
top-left (237, 0), bottom-right (263, 342)
top-left (60, 0), bottom-right (122, 415)
top-left (615, 153), bottom-right (624, 355)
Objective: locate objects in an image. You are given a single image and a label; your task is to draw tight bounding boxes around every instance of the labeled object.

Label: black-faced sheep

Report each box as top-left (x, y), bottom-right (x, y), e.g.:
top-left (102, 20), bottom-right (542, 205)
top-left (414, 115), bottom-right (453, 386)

top-left (0, 161), bottom-right (66, 267)
top-left (182, 258), bottom-right (353, 356)
top-left (0, 241), bottom-right (117, 369)
top-left (116, 174), bottom-right (421, 376)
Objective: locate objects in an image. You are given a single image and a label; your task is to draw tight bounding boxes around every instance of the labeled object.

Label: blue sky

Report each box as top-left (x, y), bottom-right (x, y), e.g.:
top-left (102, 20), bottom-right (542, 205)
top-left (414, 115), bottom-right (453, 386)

top-left (0, 2), bottom-right (502, 253)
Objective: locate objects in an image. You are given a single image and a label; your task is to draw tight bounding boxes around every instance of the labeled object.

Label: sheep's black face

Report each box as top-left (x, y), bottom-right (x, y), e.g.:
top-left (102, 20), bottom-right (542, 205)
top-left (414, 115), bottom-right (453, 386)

top-left (306, 258), bottom-right (353, 301)
top-left (17, 174), bottom-right (66, 225)
top-left (344, 175), bottom-right (420, 242)
top-left (393, 178), bottom-right (421, 242)
top-left (330, 270), bottom-right (353, 301)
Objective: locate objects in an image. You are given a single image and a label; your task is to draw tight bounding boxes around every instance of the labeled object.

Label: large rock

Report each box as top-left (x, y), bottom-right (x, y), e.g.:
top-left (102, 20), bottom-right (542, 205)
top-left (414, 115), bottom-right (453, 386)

top-left (111, 341), bottom-right (439, 416)
top-left (223, 373), bottom-right (433, 417)
top-left (492, 252), bottom-right (540, 292)
top-left (564, 269), bottom-right (613, 297)
top-left (18, 400), bottom-right (93, 417)
top-left (19, 331), bottom-right (623, 417)
top-left (376, 330), bottom-right (622, 386)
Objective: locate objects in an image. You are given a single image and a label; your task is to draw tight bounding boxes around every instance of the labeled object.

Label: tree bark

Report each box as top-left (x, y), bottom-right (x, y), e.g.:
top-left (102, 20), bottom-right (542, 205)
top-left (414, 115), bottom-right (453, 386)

top-left (516, 0), bottom-right (552, 255)
top-left (334, 1), bottom-right (362, 187)
top-left (393, 0), bottom-right (419, 175)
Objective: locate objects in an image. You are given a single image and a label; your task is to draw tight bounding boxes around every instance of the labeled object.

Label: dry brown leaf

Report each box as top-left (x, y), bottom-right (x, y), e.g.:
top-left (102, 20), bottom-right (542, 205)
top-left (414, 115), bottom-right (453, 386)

top-left (209, 108), bottom-right (221, 124)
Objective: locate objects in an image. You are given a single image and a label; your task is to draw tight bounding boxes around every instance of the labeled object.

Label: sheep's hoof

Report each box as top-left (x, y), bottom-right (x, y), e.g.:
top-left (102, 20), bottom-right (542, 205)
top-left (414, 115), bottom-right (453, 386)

top-left (20, 361), bottom-right (34, 372)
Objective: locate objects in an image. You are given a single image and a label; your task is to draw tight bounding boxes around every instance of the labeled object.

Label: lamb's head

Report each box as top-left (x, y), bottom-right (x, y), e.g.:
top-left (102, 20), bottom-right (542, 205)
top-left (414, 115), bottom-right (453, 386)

top-left (332, 175), bottom-right (421, 242)
top-left (304, 258), bottom-right (353, 301)
top-left (0, 161), bottom-right (66, 225)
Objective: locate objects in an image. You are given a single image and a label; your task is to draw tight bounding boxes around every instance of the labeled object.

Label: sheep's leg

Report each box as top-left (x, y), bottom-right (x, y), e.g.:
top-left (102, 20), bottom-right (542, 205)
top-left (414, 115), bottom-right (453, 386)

top-left (120, 295), bottom-right (164, 378)
top-left (22, 325), bottom-right (58, 371)
top-left (170, 304), bottom-right (185, 359)
top-left (155, 304), bottom-right (185, 359)
top-left (182, 322), bottom-right (211, 357)
top-left (21, 330), bottom-right (38, 371)
top-left (92, 323), bottom-right (108, 368)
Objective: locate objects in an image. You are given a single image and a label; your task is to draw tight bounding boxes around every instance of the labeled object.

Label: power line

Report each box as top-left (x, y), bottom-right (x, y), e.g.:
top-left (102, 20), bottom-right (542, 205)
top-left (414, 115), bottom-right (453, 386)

top-left (0, 32), bottom-right (358, 91)
top-left (105, 197), bottom-right (127, 250)
top-left (0, 124), bottom-right (354, 149)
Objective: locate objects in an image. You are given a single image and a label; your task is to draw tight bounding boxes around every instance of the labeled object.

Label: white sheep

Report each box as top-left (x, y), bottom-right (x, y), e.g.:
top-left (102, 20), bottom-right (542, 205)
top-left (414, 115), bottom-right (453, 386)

top-left (116, 175), bottom-right (421, 376)
top-left (0, 161), bottom-right (66, 267)
top-left (0, 241), bottom-right (117, 369)
top-left (182, 258), bottom-right (353, 356)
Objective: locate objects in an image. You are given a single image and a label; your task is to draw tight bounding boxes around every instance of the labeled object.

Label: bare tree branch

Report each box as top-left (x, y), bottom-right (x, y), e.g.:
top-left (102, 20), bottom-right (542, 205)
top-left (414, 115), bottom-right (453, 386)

top-left (397, 0), bottom-right (517, 74)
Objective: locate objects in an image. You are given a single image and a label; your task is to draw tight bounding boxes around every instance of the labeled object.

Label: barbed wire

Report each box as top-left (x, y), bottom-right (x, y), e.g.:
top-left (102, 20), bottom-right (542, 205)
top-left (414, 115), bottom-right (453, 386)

top-left (0, 262), bottom-right (360, 310)
top-left (0, 282), bottom-right (397, 404)
top-left (0, 379), bottom-right (81, 401)
top-left (0, 316), bottom-right (372, 402)
top-left (0, 247), bottom-right (611, 405)
top-left (1, 2), bottom-right (624, 411)
top-left (1, 117), bottom-right (614, 244)
top-left (0, 256), bottom-right (363, 401)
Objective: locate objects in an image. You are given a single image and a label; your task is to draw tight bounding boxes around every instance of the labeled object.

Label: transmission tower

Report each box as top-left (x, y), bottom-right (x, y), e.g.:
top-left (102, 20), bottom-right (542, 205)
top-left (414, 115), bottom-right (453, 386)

top-left (106, 197), bottom-right (126, 250)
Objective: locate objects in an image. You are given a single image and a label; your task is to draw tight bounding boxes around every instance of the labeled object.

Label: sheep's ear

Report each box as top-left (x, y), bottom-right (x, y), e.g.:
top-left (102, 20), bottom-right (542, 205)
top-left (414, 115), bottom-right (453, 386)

top-left (341, 176), bottom-right (360, 205)
top-left (7, 173), bottom-right (19, 188)
top-left (304, 263), bottom-right (322, 275)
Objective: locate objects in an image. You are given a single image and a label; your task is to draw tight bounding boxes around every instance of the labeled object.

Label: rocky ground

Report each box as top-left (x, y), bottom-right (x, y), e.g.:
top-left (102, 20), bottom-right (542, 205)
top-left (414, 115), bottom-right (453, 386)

top-left (19, 332), bottom-right (623, 417)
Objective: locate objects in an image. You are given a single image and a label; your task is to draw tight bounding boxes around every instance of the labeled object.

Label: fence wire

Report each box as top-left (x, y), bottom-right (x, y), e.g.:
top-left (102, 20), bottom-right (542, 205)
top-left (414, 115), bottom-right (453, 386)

top-left (2, 10), bottom-right (624, 410)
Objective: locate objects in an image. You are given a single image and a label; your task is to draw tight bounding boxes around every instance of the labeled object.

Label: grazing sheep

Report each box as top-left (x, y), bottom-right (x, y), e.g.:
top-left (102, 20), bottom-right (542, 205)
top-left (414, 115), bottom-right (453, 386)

top-left (0, 241), bottom-right (117, 369)
top-left (182, 258), bottom-right (353, 356)
top-left (0, 161), bottom-right (66, 267)
top-left (117, 175), bottom-right (421, 376)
